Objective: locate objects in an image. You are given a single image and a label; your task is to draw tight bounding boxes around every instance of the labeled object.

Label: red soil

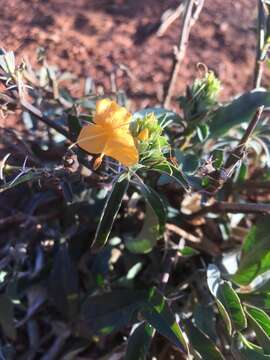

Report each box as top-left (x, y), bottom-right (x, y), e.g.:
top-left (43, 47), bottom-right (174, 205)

top-left (0, 0), bottom-right (261, 113)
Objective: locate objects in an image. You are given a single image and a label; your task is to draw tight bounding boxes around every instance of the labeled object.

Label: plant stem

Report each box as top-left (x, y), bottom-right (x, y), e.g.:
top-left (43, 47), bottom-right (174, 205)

top-left (163, 0), bottom-right (204, 108)
top-left (224, 106), bottom-right (263, 169)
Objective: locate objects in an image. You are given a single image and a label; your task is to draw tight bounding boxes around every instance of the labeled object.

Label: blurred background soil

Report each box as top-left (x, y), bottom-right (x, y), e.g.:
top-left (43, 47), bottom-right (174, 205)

top-left (0, 0), bottom-right (261, 114)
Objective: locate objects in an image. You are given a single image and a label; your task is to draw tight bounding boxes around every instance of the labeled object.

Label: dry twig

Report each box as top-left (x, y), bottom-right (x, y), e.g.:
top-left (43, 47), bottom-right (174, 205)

top-left (163, 0), bottom-right (205, 108)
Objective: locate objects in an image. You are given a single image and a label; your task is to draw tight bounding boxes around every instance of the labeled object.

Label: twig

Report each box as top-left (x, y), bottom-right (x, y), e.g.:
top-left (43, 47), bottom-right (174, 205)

top-left (166, 223), bottom-right (200, 243)
top-left (166, 223), bottom-right (220, 256)
top-left (254, 0), bottom-right (268, 88)
top-left (20, 99), bottom-right (71, 140)
top-left (157, 3), bottom-right (185, 37)
top-left (233, 180), bottom-right (270, 190)
top-left (163, 0), bottom-right (204, 108)
top-left (225, 106), bottom-right (264, 169)
top-left (186, 201), bottom-right (270, 220)
top-left (0, 210), bottom-right (61, 232)
top-left (158, 249), bottom-right (179, 293)
top-left (202, 108), bottom-right (264, 195)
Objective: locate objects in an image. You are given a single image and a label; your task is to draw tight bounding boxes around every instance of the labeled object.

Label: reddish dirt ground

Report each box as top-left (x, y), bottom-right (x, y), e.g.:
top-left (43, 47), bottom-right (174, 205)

top-left (0, 0), bottom-right (262, 113)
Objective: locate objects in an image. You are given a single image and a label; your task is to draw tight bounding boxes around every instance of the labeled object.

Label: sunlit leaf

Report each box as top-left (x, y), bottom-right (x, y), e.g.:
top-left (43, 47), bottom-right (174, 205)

top-left (209, 90), bottom-right (270, 138)
top-left (232, 217), bottom-right (270, 286)
top-left (245, 304), bottom-right (270, 354)
top-left (141, 288), bottom-right (189, 354)
top-left (92, 173), bottom-right (129, 251)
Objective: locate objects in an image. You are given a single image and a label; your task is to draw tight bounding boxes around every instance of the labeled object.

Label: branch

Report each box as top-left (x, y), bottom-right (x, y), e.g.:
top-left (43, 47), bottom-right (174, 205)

top-left (20, 99), bottom-right (71, 140)
top-left (186, 201), bottom-right (270, 220)
top-left (163, 0), bottom-right (204, 108)
top-left (202, 108), bottom-right (264, 195)
top-left (225, 106), bottom-right (264, 169)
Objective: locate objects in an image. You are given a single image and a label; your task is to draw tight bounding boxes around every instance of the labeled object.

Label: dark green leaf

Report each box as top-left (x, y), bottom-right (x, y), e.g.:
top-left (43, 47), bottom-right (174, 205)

top-left (137, 183), bottom-right (167, 234)
top-left (0, 294), bottom-right (16, 340)
top-left (92, 173), bottom-right (129, 251)
top-left (194, 304), bottom-right (217, 342)
top-left (209, 90), bottom-right (270, 138)
top-left (232, 217), bottom-right (270, 286)
top-left (240, 293), bottom-right (270, 310)
top-left (174, 150), bottom-right (200, 175)
top-left (126, 183), bottom-right (166, 254)
top-left (78, 290), bottom-right (146, 337)
top-left (49, 244), bottom-right (79, 320)
top-left (141, 288), bottom-right (189, 353)
top-left (153, 163), bottom-right (191, 192)
top-left (125, 202), bottom-right (160, 254)
top-left (125, 322), bottom-right (154, 360)
top-left (183, 319), bottom-right (225, 360)
top-left (67, 110), bottom-right (82, 140)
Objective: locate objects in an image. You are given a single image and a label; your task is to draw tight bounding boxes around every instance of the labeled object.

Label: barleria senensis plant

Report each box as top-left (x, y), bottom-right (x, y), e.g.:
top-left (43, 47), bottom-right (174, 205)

top-left (2, 1), bottom-right (270, 359)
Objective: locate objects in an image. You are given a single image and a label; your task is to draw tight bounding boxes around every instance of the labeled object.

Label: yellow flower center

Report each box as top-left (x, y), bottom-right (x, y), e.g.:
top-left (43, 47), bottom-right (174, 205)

top-left (137, 128), bottom-right (149, 142)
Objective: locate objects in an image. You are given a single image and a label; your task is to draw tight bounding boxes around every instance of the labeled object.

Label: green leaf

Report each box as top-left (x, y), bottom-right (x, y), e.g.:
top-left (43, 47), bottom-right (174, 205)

top-left (217, 282), bottom-right (247, 332)
top-left (179, 246), bottom-right (200, 257)
top-left (125, 322), bottom-right (154, 360)
top-left (133, 108), bottom-right (182, 125)
top-left (125, 202), bottom-right (160, 254)
top-left (207, 265), bottom-right (247, 334)
top-left (0, 170), bottom-right (41, 193)
top-left (153, 163), bottom-right (191, 192)
top-left (232, 217), bottom-right (270, 286)
top-left (0, 294), bottom-right (16, 341)
top-left (78, 290), bottom-right (146, 337)
top-left (245, 304), bottom-right (270, 354)
top-left (126, 183), bottom-right (166, 254)
top-left (141, 288), bottom-right (189, 354)
top-left (67, 110), bottom-right (82, 140)
top-left (193, 304), bottom-right (217, 342)
top-left (209, 90), bottom-right (270, 138)
top-left (231, 333), bottom-right (270, 360)
top-left (49, 244), bottom-right (79, 320)
top-left (240, 293), bottom-right (270, 310)
top-left (138, 183), bottom-right (167, 233)
top-left (174, 150), bottom-right (200, 174)
top-left (197, 123), bottom-right (210, 142)
top-left (92, 173), bottom-right (129, 251)
top-left (183, 319), bottom-right (225, 360)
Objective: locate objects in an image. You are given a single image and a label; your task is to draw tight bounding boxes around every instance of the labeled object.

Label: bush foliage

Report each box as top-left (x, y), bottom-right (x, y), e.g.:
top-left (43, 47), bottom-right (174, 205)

top-left (1, 1), bottom-right (270, 359)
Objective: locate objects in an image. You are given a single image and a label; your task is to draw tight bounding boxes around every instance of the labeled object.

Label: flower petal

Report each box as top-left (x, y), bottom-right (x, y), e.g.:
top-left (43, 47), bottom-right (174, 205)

top-left (111, 107), bottom-right (132, 129)
top-left (105, 131), bottom-right (138, 167)
top-left (77, 124), bottom-right (109, 154)
top-left (94, 98), bottom-right (131, 129)
top-left (95, 99), bottom-right (117, 126)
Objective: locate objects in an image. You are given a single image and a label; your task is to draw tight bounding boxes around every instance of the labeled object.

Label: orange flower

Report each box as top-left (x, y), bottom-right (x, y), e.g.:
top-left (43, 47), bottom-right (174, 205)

top-left (77, 99), bottom-right (138, 168)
